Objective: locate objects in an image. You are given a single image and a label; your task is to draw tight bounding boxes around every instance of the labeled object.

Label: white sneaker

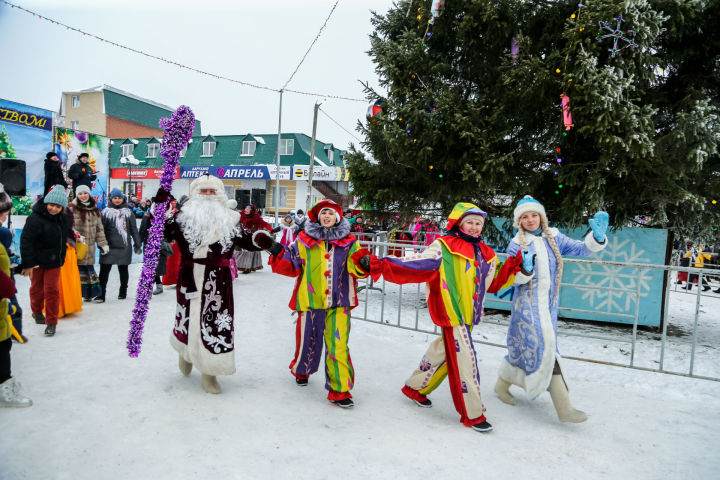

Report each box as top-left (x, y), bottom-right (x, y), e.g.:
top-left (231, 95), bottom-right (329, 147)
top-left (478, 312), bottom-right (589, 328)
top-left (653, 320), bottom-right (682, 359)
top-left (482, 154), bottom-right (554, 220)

top-left (0, 377), bottom-right (33, 408)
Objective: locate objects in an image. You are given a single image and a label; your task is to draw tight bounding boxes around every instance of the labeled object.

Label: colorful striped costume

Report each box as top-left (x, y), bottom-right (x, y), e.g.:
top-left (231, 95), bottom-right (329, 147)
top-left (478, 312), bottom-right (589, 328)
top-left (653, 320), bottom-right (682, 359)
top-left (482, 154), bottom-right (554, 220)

top-left (367, 203), bottom-right (498, 428)
top-left (270, 216), bottom-right (368, 402)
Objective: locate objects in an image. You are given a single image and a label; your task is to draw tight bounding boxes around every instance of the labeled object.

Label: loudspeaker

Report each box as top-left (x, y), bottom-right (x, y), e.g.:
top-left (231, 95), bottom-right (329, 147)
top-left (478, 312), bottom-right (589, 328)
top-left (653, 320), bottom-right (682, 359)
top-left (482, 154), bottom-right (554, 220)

top-left (0, 159), bottom-right (26, 196)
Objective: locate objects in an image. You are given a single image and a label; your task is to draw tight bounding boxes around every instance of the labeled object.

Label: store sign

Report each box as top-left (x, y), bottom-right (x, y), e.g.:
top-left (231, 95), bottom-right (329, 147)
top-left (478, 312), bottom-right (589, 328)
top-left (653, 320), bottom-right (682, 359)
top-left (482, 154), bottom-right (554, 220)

top-left (110, 168), bottom-right (179, 179)
top-left (179, 165), bottom-right (291, 180)
top-left (292, 165), bottom-right (346, 181)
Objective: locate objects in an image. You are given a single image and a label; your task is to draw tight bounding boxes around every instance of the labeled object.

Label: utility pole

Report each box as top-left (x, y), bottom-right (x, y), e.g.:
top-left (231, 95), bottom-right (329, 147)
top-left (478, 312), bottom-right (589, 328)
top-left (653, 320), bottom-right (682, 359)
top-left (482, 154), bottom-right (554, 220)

top-left (306, 102), bottom-right (320, 213)
top-left (274, 90), bottom-right (283, 226)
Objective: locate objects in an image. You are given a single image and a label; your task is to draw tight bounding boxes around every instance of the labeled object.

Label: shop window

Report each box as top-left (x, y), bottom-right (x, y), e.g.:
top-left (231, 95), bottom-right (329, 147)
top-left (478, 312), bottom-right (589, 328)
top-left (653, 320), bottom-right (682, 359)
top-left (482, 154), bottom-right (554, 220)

top-left (242, 141), bottom-right (256, 156)
top-left (271, 186), bottom-right (287, 208)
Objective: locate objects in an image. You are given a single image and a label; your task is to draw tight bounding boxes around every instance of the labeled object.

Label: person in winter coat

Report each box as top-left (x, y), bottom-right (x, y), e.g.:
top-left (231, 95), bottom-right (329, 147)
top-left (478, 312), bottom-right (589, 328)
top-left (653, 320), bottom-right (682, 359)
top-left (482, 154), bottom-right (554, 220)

top-left (98, 188), bottom-right (141, 302)
top-left (682, 245), bottom-right (712, 292)
top-left (19, 185), bottom-right (69, 336)
top-left (411, 217), bottom-right (440, 249)
top-left (164, 174), bottom-right (269, 394)
top-left (236, 204), bottom-right (272, 273)
top-left (67, 185), bottom-right (108, 301)
top-left (493, 195), bottom-right (609, 423)
top-left (0, 236), bottom-right (31, 407)
top-left (359, 203), bottom-right (498, 432)
top-left (55, 206), bottom-right (83, 318)
top-left (67, 153), bottom-right (97, 194)
top-left (258, 199), bottom-right (370, 408)
top-left (274, 214), bottom-right (297, 247)
top-left (139, 198), bottom-right (173, 295)
top-left (0, 185), bottom-right (23, 342)
top-left (43, 152), bottom-right (68, 196)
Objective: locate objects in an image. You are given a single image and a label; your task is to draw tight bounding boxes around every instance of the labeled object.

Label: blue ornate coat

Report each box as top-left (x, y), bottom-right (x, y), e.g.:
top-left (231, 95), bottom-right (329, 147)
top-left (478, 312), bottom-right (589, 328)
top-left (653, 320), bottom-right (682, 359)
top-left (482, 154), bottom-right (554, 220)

top-left (499, 228), bottom-right (606, 399)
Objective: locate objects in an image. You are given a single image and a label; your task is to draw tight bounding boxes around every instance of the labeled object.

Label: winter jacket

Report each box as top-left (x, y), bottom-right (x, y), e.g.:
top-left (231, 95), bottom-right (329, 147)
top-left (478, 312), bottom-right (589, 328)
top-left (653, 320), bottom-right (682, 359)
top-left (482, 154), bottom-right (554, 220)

top-left (44, 158), bottom-right (68, 195)
top-left (67, 160), bottom-right (96, 192)
top-left (139, 209), bottom-right (171, 276)
top-left (19, 200), bottom-right (68, 269)
top-left (100, 201), bottom-right (141, 265)
top-left (68, 197), bottom-right (108, 265)
top-left (240, 204), bottom-right (273, 233)
top-left (0, 244), bottom-right (15, 343)
top-left (270, 219), bottom-right (369, 312)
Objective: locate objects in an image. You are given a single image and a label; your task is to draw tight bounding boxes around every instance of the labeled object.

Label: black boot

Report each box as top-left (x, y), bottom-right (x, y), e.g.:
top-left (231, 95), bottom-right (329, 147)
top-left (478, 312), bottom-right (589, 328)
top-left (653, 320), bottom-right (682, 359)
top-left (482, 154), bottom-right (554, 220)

top-left (118, 286), bottom-right (127, 300)
top-left (44, 324), bottom-right (56, 337)
top-left (152, 283), bottom-right (163, 295)
top-left (702, 285), bottom-right (711, 292)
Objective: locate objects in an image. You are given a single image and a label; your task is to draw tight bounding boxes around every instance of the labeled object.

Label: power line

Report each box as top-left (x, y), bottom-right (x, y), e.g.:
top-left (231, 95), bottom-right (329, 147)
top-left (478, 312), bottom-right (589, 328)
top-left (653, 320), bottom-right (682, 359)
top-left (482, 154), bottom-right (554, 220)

top-left (1, 1), bottom-right (364, 102)
top-left (281, 0), bottom-right (340, 91)
top-left (319, 107), bottom-right (363, 143)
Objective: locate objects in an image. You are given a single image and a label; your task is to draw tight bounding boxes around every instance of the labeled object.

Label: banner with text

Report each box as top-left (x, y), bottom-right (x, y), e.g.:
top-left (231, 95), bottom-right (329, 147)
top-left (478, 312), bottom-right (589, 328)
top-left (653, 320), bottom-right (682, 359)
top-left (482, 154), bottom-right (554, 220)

top-left (0, 98), bottom-right (54, 203)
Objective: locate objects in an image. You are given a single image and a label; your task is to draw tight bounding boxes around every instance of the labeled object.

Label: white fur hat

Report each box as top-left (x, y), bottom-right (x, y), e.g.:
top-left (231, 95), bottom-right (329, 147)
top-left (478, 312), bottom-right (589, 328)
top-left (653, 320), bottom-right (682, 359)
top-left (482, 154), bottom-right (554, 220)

top-left (189, 174), bottom-right (223, 197)
top-left (513, 195), bottom-right (547, 228)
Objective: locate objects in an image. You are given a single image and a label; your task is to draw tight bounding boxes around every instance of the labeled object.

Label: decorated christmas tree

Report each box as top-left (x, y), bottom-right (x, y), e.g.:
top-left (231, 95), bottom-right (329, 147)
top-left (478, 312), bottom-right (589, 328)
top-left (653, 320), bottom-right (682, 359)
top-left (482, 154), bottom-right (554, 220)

top-left (347, 0), bottom-right (720, 240)
top-left (0, 125), bottom-right (17, 159)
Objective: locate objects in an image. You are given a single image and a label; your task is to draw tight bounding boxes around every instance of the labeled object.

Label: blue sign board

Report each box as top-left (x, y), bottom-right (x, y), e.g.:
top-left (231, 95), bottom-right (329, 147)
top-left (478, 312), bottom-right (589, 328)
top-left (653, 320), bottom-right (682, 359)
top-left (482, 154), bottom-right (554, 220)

top-left (180, 165), bottom-right (290, 179)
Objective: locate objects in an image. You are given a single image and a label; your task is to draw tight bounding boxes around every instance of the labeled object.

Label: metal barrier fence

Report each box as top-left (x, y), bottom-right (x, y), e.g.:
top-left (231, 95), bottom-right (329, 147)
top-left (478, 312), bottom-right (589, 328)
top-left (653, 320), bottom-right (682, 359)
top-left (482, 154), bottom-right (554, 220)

top-left (352, 236), bottom-right (720, 383)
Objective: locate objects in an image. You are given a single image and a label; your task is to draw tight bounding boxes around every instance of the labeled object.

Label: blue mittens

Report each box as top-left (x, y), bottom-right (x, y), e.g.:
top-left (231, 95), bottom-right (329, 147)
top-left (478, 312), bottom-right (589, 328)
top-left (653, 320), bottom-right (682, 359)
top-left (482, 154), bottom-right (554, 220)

top-left (589, 211), bottom-right (609, 243)
top-left (521, 250), bottom-right (536, 273)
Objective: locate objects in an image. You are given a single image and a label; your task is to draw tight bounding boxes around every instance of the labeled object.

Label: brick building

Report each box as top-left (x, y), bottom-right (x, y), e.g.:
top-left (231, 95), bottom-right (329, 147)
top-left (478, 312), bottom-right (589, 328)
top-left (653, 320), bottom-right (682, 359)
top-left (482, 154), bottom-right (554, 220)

top-left (58, 85), bottom-right (202, 139)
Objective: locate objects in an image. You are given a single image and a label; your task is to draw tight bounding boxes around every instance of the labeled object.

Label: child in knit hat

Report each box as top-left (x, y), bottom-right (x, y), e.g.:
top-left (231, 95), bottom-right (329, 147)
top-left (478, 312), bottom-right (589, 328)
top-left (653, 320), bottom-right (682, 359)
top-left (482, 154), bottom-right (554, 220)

top-left (19, 185), bottom-right (69, 336)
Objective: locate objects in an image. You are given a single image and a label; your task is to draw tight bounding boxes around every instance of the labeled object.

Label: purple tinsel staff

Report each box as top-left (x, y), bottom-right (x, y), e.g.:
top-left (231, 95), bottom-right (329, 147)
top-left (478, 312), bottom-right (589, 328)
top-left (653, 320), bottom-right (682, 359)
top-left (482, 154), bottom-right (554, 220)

top-left (127, 106), bottom-right (195, 357)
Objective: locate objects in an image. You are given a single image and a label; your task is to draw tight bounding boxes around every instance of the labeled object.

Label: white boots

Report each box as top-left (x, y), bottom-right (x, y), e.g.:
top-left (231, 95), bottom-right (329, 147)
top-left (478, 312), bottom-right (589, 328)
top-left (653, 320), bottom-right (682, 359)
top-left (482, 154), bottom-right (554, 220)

top-left (178, 355), bottom-right (192, 376)
top-left (494, 377), bottom-right (517, 405)
top-left (548, 375), bottom-right (588, 423)
top-left (201, 374), bottom-right (221, 394)
top-left (0, 377), bottom-right (33, 408)
top-left (178, 355), bottom-right (221, 394)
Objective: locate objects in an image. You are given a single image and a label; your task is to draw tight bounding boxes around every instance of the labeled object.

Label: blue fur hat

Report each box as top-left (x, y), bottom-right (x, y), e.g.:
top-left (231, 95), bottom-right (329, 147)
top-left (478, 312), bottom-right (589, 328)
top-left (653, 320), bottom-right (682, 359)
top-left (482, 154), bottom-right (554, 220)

top-left (44, 185), bottom-right (68, 208)
top-left (110, 188), bottom-right (125, 200)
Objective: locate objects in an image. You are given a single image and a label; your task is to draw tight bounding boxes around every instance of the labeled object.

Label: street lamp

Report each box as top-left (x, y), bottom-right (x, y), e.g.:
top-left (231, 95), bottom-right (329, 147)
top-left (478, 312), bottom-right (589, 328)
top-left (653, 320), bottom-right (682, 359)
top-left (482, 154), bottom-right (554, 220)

top-left (119, 154), bottom-right (140, 197)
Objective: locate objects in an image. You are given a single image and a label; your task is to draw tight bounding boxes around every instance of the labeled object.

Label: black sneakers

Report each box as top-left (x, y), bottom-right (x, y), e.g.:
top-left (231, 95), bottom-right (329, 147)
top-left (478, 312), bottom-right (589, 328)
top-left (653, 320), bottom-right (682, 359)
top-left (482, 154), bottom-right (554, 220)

top-left (295, 377), bottom-right (308, 386)
top-left (44, 324), bottom-right (56, 337)
top-left (93, 296), bottom-right (105, 303)
top-left (32, 313), bottom-right (46, 325)
top-left (471, 420), bottom-right (493, 433)
top-left (330, 398), bottom-right (354, 408)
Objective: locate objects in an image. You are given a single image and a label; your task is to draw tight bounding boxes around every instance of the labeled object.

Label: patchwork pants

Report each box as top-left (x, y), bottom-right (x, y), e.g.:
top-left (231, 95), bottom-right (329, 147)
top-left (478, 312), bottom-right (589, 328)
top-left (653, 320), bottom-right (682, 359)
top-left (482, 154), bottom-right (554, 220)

top-left (290, 307), bottom-right (354, 401)
top-left (404, 324), bottom-right (486, 427)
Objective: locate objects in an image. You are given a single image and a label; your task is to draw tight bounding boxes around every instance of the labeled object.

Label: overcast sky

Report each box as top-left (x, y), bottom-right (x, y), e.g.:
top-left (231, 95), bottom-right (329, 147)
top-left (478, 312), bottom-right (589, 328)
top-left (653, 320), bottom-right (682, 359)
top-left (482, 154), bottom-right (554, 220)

top-left (0, 0), bottom-right (394, 151)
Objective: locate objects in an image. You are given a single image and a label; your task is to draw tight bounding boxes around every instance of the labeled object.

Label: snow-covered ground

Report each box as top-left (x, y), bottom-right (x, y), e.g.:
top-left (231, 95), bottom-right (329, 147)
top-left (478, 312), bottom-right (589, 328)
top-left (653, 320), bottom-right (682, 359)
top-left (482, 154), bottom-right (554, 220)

top-left (3, 257), bottom-right (720, 479)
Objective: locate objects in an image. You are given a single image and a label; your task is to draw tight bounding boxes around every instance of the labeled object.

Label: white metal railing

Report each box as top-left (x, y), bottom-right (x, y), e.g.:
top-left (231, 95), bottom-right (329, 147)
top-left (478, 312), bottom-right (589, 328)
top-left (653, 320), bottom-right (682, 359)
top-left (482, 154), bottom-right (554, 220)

top-left (352, 236), bottom-right (720, 382)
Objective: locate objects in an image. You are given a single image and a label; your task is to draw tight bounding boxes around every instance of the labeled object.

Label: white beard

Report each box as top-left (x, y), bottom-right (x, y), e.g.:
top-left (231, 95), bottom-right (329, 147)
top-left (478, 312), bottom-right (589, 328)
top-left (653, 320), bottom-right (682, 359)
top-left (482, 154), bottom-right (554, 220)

top-left (177, 196), bottom-right (241, 253)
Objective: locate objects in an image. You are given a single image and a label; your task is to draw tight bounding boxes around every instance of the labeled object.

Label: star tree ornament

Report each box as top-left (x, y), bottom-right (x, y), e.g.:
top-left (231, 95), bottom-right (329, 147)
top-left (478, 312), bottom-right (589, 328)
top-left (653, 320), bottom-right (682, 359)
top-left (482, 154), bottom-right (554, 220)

top-left (596, 15), bottom-right (638, 58)
top-left (127, 105), bottom-right (195, 357)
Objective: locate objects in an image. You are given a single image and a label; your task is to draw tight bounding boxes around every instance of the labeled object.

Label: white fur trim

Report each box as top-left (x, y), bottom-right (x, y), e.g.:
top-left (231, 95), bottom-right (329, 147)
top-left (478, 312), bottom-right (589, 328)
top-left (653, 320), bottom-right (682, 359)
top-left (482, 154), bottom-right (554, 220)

top-left (513, 197), bottom-right (548, 228)
top-left (251, 229), bottom-right (271, 249)
top-left (514, 270), bottom-right (534, 285)
top-left (171, 243), bottom-right (236, 376)
top-left (584, 232), bottom-right (606, 252)
top-left (189, 175), bottom-right (226, 200)
top-left (500, 233), bottom-right (560, 400)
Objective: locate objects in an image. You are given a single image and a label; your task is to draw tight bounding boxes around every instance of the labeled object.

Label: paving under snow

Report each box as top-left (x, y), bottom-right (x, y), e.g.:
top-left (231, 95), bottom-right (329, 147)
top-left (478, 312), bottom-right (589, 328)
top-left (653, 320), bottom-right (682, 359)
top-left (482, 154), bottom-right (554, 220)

top-left (2, 257), bottom-right (719, 479)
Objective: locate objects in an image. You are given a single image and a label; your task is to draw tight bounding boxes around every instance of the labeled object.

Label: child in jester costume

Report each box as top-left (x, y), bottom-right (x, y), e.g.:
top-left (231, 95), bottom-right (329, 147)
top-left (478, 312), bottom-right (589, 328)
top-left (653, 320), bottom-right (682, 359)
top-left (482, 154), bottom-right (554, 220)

top-left (494, 195), bottom-right (609, 423)
top-left (257, 199), bottom-right (371, 408)
top-left (358, 202), bottom-right (500, 433)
